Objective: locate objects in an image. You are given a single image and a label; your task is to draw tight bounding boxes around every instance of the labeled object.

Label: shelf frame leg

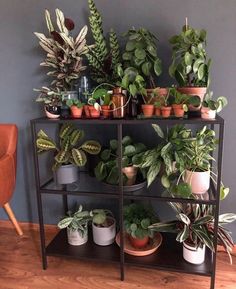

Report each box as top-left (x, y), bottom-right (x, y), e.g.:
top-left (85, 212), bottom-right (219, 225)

top-left (31, 121), bottom-right (48, 270)
top-left (210, 121), bottom-right (224, 289)
top-left (118, 123), bottom-right (125, 281)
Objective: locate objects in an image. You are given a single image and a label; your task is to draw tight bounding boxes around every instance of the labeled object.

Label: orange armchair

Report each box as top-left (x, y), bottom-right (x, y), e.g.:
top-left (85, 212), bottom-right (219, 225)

top-left (0, 124), bottom-right (23, 235)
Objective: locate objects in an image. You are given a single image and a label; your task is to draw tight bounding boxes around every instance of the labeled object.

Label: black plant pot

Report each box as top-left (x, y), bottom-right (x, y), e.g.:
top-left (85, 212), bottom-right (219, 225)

top-left (60, 105), bottom-right (71, 119)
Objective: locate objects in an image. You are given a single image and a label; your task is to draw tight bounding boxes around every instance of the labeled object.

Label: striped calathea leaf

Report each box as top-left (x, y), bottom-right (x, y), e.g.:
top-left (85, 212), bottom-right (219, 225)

top-left (71, 149), bottom-right (87, 167)
top-left (36, 138), bottom-right (57, 151)
top-left (70, 129), bottom-right (84, 146)
top-left (81, 140), bottom-right (101, 155)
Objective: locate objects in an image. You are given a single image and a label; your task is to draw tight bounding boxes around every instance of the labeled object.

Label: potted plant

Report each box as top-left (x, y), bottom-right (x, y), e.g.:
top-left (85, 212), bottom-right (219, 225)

top-left (86, 0), bottom-right (121, 85)
top-left (124, 203), bottom-right (156, 249)
top-left (36, 123), bottom-right (101, 184)
top-left (57, 205), bottom-right (92, 246)
top-left (34, 9), bottom-right (91, 116)
top-left (169, 87), bottom-right (200, 117)
top-left (95, 136), bottom-right (146, 186)
top-left (66, 99), bottom-right (85, 118)
top-left (160, 90), bottom-right (172, 118)
top-left (34, 87), bottom-right (62, 119)
top-left (169, 21), bottom-right (211, 110)
top-left (91, 209), bottom-right (116, 246)
top-left (149, 203), bottom-right (236, 264)
top-left (201, 91), bottom-right (228, 119)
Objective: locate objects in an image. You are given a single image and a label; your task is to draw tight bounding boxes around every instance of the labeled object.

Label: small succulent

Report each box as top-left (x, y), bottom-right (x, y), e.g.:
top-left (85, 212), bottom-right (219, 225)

top-left (92, 209), bottom-right (114, 227)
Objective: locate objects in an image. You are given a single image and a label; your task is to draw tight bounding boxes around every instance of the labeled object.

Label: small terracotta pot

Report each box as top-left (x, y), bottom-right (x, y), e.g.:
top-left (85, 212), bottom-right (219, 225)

top-left (129, 235), bottom-right (149, 249)
top-left (154, 107), bottom-right (161, 116)
top-left (122, 166), bottom-right (138, 186)
top-left (84, 105), bottom-right (91, 118)
top-left (201, 107), bottom-right (216, 119)
top-left (177, 87), bottom-right (207, 111)
top-left (142, 104), bottom-right (154, 117)
top-left (161, 106), bottom-right (172, 118)
top-left (88, 106), bottom-right (100, 118)
top-left (101, 105), bottom-right (111, 118)
top-left (70, 106), bottom-right (83, 118)
top-left (172, 104), bottom-right (185, 118)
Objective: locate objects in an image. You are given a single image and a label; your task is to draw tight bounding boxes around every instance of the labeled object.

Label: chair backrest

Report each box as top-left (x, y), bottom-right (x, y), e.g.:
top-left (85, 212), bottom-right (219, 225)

top-left (0, 124), bottom-right (18, 172)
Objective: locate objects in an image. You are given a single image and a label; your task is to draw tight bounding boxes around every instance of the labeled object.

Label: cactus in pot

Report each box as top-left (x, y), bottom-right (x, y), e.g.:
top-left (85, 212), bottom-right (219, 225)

top-left (36, 123), bottom-right (101, 184)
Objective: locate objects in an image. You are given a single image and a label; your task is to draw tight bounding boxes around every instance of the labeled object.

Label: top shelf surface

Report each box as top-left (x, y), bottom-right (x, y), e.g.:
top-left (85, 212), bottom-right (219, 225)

top-left (31, 115), bottom-right (224, 125)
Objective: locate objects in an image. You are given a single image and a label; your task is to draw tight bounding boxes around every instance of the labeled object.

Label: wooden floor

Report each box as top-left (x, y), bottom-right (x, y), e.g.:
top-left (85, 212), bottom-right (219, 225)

top-left (0, 221), bottom-right (235, 289)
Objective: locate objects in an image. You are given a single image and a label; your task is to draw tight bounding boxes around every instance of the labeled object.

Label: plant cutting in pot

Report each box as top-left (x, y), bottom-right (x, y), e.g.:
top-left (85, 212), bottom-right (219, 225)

top-left (169, 19), bottom-right (211, 110)
top-left (34, 87), bottom-right (62, 118)
top-left (34, 9), bottom-right (91, 116)
top-left (66, 99), bottom-right (85, 118)
top-left (91, 209), bottom-right (116, 246)
top-left (57, 205), bottom-right (92, 246)
top-left (201, 91), bottom-right (228, 119)
top-left (160, 91), bottom-right (172, 118)
top-left (36, 123), bottom-right (101, 184)
top-left (169, 87), bottom-right (200, 117)
top-left (94, 136), bottom-right (147, 186)
top-left (124, 203), bottom-right (156, 249)
top-left (149, 203), bottom-right (236, 264)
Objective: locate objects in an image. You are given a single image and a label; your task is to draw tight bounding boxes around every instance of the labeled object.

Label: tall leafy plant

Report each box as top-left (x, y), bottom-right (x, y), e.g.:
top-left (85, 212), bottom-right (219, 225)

top-left (169, 25), bottom-right (211, 87)
top-left (86, 0), bottom-right (121, 84)
top-left (34, 9), bottom-right (91, 93)
top-left (36, 123), bottom-right (101, 170)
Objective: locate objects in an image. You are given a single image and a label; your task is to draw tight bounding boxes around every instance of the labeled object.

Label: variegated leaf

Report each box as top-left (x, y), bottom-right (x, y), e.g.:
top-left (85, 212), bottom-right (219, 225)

top-left (54, 150), bottom-right (69, 163)
top-left (72, 148), bottom-right (87, 167)
top-left (70, 129), bottom-right (84, 146)
top-left (36, 138), bottom-right (57, 151)
top-left (45, 9), bottom-right (54, 32)
top-left (177, 213), bottom-right (191, 225)
top-left (60, 33), bottom-right (74, 49)
top-left (55, 8), bottom-right (68, 35)
top-left (81, 140), bottom-right (101, 155)
top-left (176, 225), bottom-right (189, 242)
top-left (75, 25), bottom-right (88, 47)
top-left (57, 217), bottom-right (73, 229)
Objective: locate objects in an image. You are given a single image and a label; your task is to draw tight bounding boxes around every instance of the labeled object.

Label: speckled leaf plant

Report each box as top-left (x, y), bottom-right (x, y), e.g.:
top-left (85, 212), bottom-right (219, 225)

top-left (36, 123), bottom-right (101, 171)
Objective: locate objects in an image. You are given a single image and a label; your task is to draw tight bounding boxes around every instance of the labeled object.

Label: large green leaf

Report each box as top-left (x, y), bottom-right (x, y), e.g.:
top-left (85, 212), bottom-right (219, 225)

top-left (106, 166), bottom-right (119, 184)
top-left (94, 161), bottom-right (107, 181)
top-left (70, 129), bottom-right (84, 146)
top-left (110, 139), bottom-right (118, 151)
top-left (184, 52), bottom-right (193, 66)
top-left (151, 124), bottom-right (164, 138)
top-left (36, 138), bottom-right (57, 151)
top-left (147, 161), bottom-right (161, 187)
top-left (123, 145), bottom-right (136, 157)
top-left (72, 148), bottom-right (87, 166)
top-left (122, 136), bottom-right (132, 146)
top-left (57, 217), bottom-right (73, 229)
top-left (193, 59), bottom-right (204, 74)
top-left (198, 63), bottom-right (205, 80)
top-left (126, 40), bottom-right (136, 51)
top-left (100, 149), bottom-right (111, 161)
top-left (147, 45), bottom-right (157, 57)
top-left (135, 48), bottom-right (146, 60)
top-left (142, 62), bottom-right (152, 76)
top-left (154, 59), bottom-right (162, 76)
top-left (54, 150), bottom-right (69, 164)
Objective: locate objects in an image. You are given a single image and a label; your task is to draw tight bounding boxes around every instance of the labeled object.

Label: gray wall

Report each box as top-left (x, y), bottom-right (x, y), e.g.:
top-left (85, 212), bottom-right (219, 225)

top-left (0, 0), bottom-right (236, 237)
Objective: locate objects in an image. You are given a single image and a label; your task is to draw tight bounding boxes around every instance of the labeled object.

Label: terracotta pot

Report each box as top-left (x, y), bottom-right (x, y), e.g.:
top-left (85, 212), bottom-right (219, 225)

top-left (88, 106), bottom-right (100, 118)
top-left (70, 106), bottom-right (83, 118)
top-left (122, 166), bottom-right (138, 186)
top-left (184, 170), bottom-right (210, 195)
top-left (84, 105), bottom-right (91, 118)
top-left (201, 107), bottom-right (216, 119)
top-left (101, 105), bottom-right (111, 118)
top-left (128, 235), bottom-right (149, 249)
top-left (155, 107), bottom-right (161, 116)
top-left (177, 87), bottom-right (207, 111)
top-left (161, 106), bottom-right (172, 118)
top-left (172, 104), bottom-right (185, 118)
top-left (111, 87), bottom-right (127, 118)
top-left (141, 104), bottom-right (154, 117)
top-left (183, 242), bottom-right (205, 264)
top-left (145, 88), bottom-right (168, 104)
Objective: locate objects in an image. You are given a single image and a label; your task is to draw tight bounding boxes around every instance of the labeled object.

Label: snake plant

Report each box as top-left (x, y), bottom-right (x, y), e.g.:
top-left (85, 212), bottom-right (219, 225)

top-left (36, 123), bottom-right (101, 170)
top-left (86, 0), bottom-right (121, 84)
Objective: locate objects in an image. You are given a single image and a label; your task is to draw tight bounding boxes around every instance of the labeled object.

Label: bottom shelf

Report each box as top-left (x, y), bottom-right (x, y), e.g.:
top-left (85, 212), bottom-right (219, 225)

top-left (46, 230), bottom-right (213, 277)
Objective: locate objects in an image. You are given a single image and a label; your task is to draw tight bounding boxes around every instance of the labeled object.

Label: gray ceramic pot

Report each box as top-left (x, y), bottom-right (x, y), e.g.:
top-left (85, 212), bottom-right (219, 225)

top-left (55, 164), bottom-right (78, 184)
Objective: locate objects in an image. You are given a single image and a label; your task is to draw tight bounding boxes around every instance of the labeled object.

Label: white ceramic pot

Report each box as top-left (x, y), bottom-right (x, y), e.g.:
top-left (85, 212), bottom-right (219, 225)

top-left (183, 242), bottom-right (206, 264)
top-left (67, 227), bottom-right (88, 246)
top-left (201, 107), bottom-right (216, 119)
top-left (122, 166), bottom-right (138, 186)
top-left (92, 217), bottom-right (116, 246)
top-left (184, 170), bottom-right (210, 195)
top-left (55, 164), bottom-right (78, 185)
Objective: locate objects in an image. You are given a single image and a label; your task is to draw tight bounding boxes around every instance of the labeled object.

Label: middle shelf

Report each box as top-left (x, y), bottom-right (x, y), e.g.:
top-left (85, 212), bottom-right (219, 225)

top-left (40, 172), bottom-right (217, 204)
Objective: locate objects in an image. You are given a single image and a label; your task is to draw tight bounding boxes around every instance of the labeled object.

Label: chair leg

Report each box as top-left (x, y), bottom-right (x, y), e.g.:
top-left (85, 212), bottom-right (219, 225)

top-left (3, 203), bottom-right (23, 236)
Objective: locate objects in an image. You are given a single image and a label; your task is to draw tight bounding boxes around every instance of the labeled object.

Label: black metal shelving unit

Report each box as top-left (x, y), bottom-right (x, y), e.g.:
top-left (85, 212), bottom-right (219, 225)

top-left (31, 115), bottom-right (224, 289)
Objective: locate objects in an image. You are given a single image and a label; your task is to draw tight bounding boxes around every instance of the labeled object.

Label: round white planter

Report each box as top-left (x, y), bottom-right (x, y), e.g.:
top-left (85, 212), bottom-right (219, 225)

top-left (183, 242), bottom-right (206, 264)
top-left (184, 170), bottom-right (210, 195)
top-left (56, 164), bottom-right (78, 185)
top-left (92, 217), bottom-right (116, 246)
top-left (201, 107), bottom-right (216, 120)
top-left (67, 227), bottom-right (88, 246)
